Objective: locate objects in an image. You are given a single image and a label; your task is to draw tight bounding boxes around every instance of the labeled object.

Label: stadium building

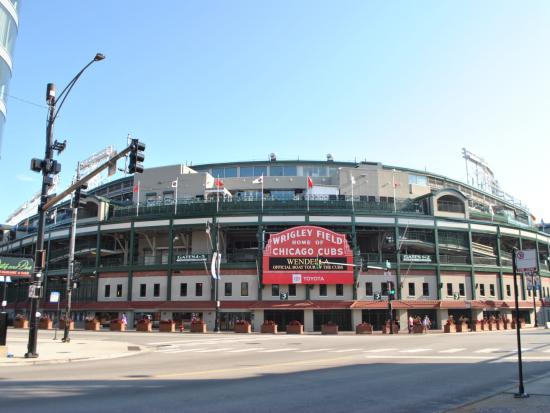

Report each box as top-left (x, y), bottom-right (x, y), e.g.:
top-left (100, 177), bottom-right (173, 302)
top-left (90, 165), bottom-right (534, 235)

top-left (0, 0), bottom-right (20, 156)
top-left (1, 156), bottom-right (549, 332)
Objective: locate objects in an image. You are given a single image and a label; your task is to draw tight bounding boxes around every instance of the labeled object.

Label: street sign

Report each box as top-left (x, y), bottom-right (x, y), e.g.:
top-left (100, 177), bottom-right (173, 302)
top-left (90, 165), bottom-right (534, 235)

top-left (515, 249), bottom-right (537, 273)
top-left (453, 293), bottom-right (460, 300)
top-left (374, 293), bottom-right (382, 300)
top-left (383, 270), bottom-right (391, 278)
top-left (49, 291), bottom-right (60, 303)
top-left (279, 292), bottom-right (289, 301)
top-left (0, 276), bottom-right (12, 283)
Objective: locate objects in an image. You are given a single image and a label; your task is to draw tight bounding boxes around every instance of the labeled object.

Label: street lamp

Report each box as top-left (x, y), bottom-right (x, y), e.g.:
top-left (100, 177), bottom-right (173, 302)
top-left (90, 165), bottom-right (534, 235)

top-left (26, 53), bottom-right (105, 358)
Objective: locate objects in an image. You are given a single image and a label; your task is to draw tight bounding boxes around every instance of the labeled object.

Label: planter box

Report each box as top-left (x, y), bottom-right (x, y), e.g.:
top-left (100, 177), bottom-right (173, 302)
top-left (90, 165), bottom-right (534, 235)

top-left (234, 324), bottom-right (252, 334)
top-left (136, 322), bottom-right (153, 332)
top-left (511, 320), bottom-right (526, 329)
top-left (261, 324), bottom-right (278, 334)
top-left (356, 323), bottom-right (373, 334)
top-left (190, 323), bottom-right (207, 333)
top-left (110, 321), bottom-right (126, 331)
top-left (14, 319), bottom-right (29, 329)
top-left (322, 324), bottom-right (339, 335)
top-left (482, 322), bottom-right (490, 331)
top-left (39, 319), bottom-right (53, 330)
top-left (488, 321), bottom-right (496, 331)
top-left (159, 322), bottom-right (176, 332)
top-left (471, 323), bottom-right (483, 332)
top-left (444, 324), bottom-right (456, 333)
top-left (503, 320), bottom-right (510, 330)
top-left (286, 324), bottom-right (304, 334)
top-left (85, 320), bottom-right (101, 331)
top-left (60, 320), bottom-right (74, 331)
top-left (382, 323), bottom-right (400, 334)
top-left (412, 324), bottom-right (426, 334)
top-left (456, 322), bottom-right (469, 333)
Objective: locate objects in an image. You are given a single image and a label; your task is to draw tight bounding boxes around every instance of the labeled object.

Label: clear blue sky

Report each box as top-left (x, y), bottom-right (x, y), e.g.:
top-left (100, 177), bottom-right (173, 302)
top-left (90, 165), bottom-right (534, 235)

top-left (2, 1), bottom-right (550, 222)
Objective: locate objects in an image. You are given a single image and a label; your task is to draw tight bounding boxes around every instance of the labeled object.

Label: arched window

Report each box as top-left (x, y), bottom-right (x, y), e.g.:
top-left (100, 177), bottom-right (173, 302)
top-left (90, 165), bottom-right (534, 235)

top-left (437, 195), bottom-right (465, 213)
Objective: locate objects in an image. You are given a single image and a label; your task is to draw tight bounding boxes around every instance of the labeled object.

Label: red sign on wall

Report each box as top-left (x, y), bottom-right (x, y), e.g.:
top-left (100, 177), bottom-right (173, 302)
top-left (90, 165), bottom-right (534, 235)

top-left (262, 226), bottom-right (354, 285)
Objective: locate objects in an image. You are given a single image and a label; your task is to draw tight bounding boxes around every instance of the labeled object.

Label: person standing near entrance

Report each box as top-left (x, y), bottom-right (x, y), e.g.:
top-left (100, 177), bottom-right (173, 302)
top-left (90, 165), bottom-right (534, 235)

top-left (408, 315), bottom-right (413, 334)
top-left (422, 315), bottom-right (431, 330)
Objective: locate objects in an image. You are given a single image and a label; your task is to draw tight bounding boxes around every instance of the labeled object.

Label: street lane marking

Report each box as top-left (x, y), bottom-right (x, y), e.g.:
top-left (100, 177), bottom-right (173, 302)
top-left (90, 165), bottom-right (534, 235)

top-left (298, 348), bottom-right (333, 353)
top-left (330, 348), bottom-right (361, 353)
top-left (228, 348), bottom-right (266, 353)
top-left (258, 348), bottom-right (295, 353)
top-left (193, 347), bottom-right (234, 353)
top-left (400, 349), bottom-right (431, 353)
top-left (439, 348), bottom-right (466, 354)
top-left (364, 348), bottom-right (397, 353)
top-left (476, 348), bottom-right (500, 353)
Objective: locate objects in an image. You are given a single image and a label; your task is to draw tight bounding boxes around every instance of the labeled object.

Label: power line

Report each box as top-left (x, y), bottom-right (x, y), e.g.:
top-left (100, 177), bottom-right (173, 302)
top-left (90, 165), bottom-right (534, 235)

top-left (6, 93), bottom-right (48, 109)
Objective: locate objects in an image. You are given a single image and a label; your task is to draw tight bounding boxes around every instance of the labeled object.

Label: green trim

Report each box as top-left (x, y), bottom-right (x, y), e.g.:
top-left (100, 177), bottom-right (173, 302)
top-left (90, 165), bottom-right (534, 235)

top-left (394, 222), bottom-right (401, 299)
top-left (351, 213), bottom-right (358, 300)
top-left (496, 227), bottom-right (504, 300)
top-left (468, 223), bottom-right (476, 299)
top-left (127, 222), bottom-right (135, 301)
top-left (166, 219), bottom-right (174, 301)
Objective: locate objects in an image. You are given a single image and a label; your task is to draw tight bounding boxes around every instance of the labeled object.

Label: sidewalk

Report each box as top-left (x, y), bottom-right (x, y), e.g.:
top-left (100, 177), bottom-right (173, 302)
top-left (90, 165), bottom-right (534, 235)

top-left (1, 329), bottom-right (146, 366)
top-left (445, 372), bottom-right (550, 413)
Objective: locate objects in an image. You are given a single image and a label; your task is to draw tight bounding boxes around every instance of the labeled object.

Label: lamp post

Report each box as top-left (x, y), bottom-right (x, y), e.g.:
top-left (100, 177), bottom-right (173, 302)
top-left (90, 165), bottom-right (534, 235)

top-left (25, 53), bottom-right (105, 358)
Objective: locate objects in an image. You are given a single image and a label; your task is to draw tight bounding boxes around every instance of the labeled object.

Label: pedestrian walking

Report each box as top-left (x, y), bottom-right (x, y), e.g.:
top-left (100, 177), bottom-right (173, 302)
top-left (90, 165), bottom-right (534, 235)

top-left (408, 315), bottom-right (413, 334)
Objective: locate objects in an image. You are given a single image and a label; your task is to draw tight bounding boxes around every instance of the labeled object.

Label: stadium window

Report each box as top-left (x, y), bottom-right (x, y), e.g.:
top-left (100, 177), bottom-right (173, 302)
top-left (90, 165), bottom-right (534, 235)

top-left (240, 282), bottom-right (249, 297)
top-left (408, 174), bottom-right (428, 186)
top-left (408, 282), bottom-right (415, 296)
top-left (336, 284), bottom-right (344, 296)
top-left (489, 284), bottom-right (495, 296)
top-left (180, 283), bottom-right (188, 297)
top-left (140, 284), bottom-right (147, 297)
top-left (195, 282), bottom-right (203, 296)
top-left (506, 284), bottom-right (511, 296)
top-left (104, 284), bottom-right (111, 298)
top-left (446, 283), bottom-right (453, 296)
top-left (116, 284), bottom-right (123, 297)
top-left (381, 282), bottom-right (389, 295)
top-left (479, 284), bottom-right (485, 296)
top-left (319, 284), bottom-right (328, 296)
top-left (422, 283), bottom-right (429, 296)
top-left (153, 283), bottom-right (160, 297)
top-left (459, 283), bottom-right (465, 296)
top-left (365, 282), bottom-right (373, 296)
top-left (225, 282), bottom-right (232, 297)
top-left (224, 167), bottom-right (237, 177)
top-left (270, 166), bottom-right (284, 176)
top-left (271, 284), bottom-right (280, 297)
top-left (240, 166), bottom-right (254, 177)
top-left (288, 284), bottom-right (296, 296)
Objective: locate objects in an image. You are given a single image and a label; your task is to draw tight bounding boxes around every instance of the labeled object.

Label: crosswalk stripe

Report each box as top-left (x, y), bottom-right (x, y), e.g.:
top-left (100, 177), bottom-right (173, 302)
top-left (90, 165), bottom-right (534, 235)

top-left (156, 348), bottom-right (202, 353)
top-left (439, 348), bottom-right (466, 354)
top-left (330, 348), bottom-right (361, 353)
top-left (193, 347), bottom-right (233, 353)
top-left (476, 348), bottom-right (500, 353)
top-left (258, 348), bottom-right (294, 353)
top-left (298, 348), bottom-right (333, 353)
top-left (228, 348), bottom-right (266, 353)
top-left (364, 348), bottom-right (397, 353)
top-left (400, 348), bottom-right (431, 353)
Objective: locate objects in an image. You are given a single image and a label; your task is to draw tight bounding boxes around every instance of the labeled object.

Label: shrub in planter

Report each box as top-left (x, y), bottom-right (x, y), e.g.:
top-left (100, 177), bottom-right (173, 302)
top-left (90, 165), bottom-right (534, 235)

top-left (110, 319), bottom-right (126, 331)
top-left (286, 320), bottom-right (304, 334)
top-left (444, 319), bottom-right (456, 333)
top-left (85, 318), bottom-right (101, 331)
top-left (190, 319), bottom-right (207, 333)
top-left (471, 320), bottom-right (483, 332)
top-left (261, 320), bottom-right (278, 334)
top-left (39, 316), bottom-right (53, 330)
top-left (382, 321), bottom-right (400, 334)
top-left (136, 318), bottom-right (153, 332)
top-left (234, 320), bottom-right (252, 334)
top-left (355, 322), bottom-right (373, 334)
top-left (159, 319), bottom-right (176, 333)
top-left (14, 314), bottom-right (29, 329)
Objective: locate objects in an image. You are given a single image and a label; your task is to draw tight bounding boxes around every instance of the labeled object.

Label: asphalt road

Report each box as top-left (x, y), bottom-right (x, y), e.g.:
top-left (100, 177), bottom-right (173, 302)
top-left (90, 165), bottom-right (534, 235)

top-left (2, 329), bottom-right (550, 413)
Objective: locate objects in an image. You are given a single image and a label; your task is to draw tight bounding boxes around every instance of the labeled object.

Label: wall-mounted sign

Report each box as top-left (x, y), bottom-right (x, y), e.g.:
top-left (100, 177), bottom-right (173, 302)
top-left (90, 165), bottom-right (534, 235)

top-left (262, 226), bottom-right (354, 284)
top-left (402, 254), bottom-right (432, 263)
top-left (0, 256), bottom-right (34, 277)
top-left (49, 291), bottom-right (60, 303)
top-left (175, 254), bottom-right (207, 263)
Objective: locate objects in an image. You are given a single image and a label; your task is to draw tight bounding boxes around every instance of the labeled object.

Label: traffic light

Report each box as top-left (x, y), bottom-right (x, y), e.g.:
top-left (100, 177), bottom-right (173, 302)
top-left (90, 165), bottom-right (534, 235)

top-left (388, 282), bottom-right (396, 300)
top-left (72, 261), bottom-right (82, 289)
top-left (361, 256), bottom-right (368, 272)
top-left (128, 139), bottom-right (145, 174)
top-left (72, 184), bottom-right (88, 209)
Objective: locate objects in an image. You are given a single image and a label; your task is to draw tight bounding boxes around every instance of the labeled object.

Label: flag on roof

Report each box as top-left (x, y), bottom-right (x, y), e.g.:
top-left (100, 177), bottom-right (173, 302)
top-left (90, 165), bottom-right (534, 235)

top-left (252, 175), bottom-right (263, 184)
top-left (307, 176), bottom-right (314, 188)
top-left (214, 178), bottom-right (224, 188)
top-left (171, 179), bottom-right (178, 188)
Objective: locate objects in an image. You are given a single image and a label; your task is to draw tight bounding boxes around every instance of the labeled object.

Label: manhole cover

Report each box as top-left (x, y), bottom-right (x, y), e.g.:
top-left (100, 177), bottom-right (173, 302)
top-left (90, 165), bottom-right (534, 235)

top-left (123, 375), bottom-right (151, 378)
top-left (127, 346), bottom-right (141, 351)
top-left (245, 342), bottom-right (261, 345)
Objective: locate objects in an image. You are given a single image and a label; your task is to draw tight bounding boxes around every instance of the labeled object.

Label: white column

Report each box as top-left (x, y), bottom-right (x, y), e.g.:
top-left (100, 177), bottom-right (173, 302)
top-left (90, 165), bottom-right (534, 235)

top-left (304, 309), bottom-right (314, 332)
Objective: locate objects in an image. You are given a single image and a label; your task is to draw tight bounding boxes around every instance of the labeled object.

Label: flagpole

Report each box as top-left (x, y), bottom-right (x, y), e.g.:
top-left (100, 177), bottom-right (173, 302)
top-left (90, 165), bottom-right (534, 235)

top-left (137, 180), bottom-right (140, 217)
top-left (216, 175), bottom-right (220, 214)
top-left (307, 178), bottom-right (310, 212)
top-left (261, 175), bottom-right (264, 212)
top-left (392, 169), bottom-right (397, 214)
top-left (351, 173), bottom-right (355, 213)
top-left (174, 177), bottom-right (178, 215)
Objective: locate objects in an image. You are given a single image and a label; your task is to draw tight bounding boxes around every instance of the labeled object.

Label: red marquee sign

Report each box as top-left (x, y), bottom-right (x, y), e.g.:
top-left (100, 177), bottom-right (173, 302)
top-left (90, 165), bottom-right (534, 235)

top-left (262, 226), bottom-right (354, 285)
